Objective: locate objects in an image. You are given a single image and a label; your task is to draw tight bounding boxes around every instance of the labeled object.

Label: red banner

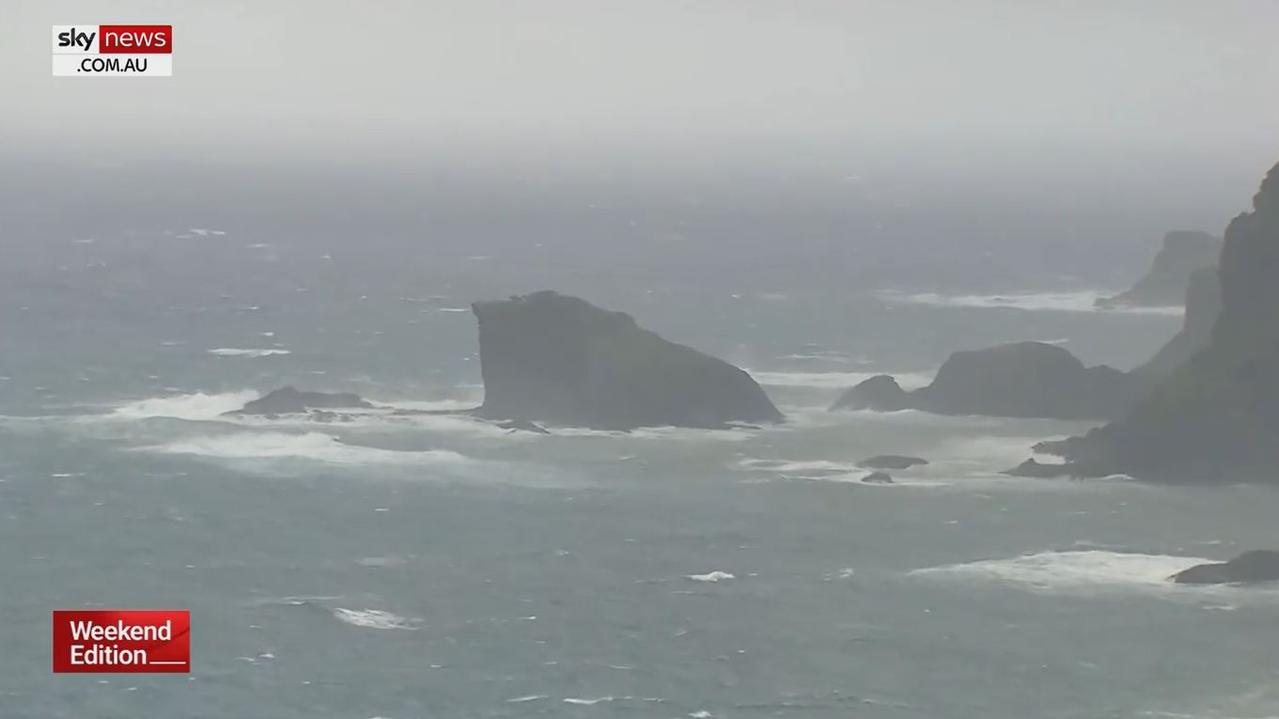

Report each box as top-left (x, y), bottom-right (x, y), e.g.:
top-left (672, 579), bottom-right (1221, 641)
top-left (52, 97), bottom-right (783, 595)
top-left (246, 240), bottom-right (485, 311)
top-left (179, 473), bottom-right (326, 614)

top-left (52, 610), bottom-right (190, 673)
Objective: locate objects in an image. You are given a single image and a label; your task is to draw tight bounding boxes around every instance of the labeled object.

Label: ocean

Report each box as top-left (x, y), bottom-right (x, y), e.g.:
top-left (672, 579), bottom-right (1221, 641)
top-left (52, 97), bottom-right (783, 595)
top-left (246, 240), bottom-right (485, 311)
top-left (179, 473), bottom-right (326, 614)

top-left (3, 227), bottom-right (1278, 719)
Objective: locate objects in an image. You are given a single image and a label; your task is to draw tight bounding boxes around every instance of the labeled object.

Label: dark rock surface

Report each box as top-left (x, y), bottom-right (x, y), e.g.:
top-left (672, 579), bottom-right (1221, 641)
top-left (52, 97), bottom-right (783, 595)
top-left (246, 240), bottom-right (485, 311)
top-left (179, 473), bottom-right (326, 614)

top-left (861, 471), bottom-right (894, 484)
top-left (1171, 550), bottom-right (1279, 584)
top-left (1130, 266), bottom-right (1221, 382)
top-left (830, 375), bottom-right (909, 411)
top-left (227, 387), bottom-right (376, 416)
top-left (1001, 459), bottom-right (1077, 478)
top-left (1033, 160), bottom-right (1279, 483)
top-left (831, 342), bottom-right (1138, 420)
top-left (471, 291), bottom-right (783, 430)
top-left (1096, 230), bottom-right (1221, 308)
top-left (857, 455), bottom-right (929, 470)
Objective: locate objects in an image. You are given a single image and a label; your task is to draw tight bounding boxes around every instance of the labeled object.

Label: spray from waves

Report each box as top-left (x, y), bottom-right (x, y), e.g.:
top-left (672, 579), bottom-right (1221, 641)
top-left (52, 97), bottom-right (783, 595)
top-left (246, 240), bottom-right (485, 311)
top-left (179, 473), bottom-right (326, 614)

top-left (207, 348), bottom-right (292, 357)
top-left (875, 289), bottom-right (1185, 316)
top-left (908, 550), bottom-right (1279, 600)
top-left (139, 431), bottom-right (476, 466)
top-left (112, 391), bottom-right (261, 421)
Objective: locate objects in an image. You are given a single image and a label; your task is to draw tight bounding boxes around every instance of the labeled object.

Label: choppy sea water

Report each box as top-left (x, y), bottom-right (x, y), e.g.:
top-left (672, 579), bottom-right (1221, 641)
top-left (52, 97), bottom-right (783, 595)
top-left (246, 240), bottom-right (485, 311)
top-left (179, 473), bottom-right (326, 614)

top-left (2, 232), bottom-right (1277, 719)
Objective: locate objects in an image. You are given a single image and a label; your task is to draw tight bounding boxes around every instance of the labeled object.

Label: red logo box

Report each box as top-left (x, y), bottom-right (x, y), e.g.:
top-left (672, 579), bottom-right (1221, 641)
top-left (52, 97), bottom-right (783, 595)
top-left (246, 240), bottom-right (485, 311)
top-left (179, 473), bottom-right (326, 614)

top-left (99, 25), bottom-right (171, 54)
top-left (52, 610), bottom-right (189, 673)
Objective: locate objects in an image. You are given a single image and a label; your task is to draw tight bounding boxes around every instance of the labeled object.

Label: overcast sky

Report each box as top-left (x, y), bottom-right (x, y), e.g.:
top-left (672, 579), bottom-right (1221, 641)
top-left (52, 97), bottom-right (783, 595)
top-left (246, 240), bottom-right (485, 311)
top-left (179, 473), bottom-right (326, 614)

top-left (4, 0), bottom-right (1278, 165)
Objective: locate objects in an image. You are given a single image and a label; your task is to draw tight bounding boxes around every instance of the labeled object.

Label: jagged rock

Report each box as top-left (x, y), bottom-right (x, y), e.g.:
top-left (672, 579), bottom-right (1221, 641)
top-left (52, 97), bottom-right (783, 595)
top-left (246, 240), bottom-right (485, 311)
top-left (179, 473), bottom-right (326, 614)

top-left (830, 375), bottom-right (909, 411)
top-left (861, 471), bottom-right (894, 484)
top-left (1033, 160), bottom-right (1279, 483)
top-left (1171, 550), bottom-right (1279, 584)
top-left (857, 455), bottom-right (928, 470)
top-left (1096, 230), bottom-right (1221, 308)
top-left (1001, 459), bottom-right (1076, 478)
top-left (832, 342), bottom-right (1137, 420)
top-left (471, 291), bottom-right (783, 430)
top-left (227, 387), bottom-right (375, 416)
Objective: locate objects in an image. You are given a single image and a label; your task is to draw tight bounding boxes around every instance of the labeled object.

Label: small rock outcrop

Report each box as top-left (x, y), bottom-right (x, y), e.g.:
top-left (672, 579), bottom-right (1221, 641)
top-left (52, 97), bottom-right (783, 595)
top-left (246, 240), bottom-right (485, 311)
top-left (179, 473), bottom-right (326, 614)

top-left (1096, 230), bottom-right (1222, 308)
top-left (1040, 160), bottom-right (1279, 483)
top-left (471, 291), bottom-right (783, 430)
top-left (1001, 459), bottom-right (1077, 478)
top-left (861, 471), bottom-right (894, 484)
top-left (831, 342), bottom-right (1138, 420)
top-left (227, 387), bottom-right (376, 416)
top-left (857, 455), bottom-right (928, 470)
top-left (1171, 550), bottom-right (1279, 584)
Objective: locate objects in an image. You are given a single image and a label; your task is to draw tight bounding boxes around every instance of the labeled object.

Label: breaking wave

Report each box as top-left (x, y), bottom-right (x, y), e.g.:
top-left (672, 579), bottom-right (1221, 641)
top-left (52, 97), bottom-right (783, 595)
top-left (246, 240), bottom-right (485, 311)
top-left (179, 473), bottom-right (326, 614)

top-left (876, 289), bottom-right (1184, 316)
top-left (140, 431), bottom-right (475, 466)
top-left (208, 348), bottom-right (292, 357)
top-left (910, 550), bottom-right (1229, 596)
top-left (112, 391), bottom-right (261, 421)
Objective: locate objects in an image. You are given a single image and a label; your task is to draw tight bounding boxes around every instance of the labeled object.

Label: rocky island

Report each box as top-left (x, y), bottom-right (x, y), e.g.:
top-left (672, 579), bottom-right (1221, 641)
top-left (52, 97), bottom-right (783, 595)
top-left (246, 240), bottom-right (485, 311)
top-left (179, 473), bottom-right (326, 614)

top-left (831, 341), bottom-right (1137, 420)
top-left (1171, 550), bottom-right (1279, 584)
top-left (471, 291), bottom-right (783, 430)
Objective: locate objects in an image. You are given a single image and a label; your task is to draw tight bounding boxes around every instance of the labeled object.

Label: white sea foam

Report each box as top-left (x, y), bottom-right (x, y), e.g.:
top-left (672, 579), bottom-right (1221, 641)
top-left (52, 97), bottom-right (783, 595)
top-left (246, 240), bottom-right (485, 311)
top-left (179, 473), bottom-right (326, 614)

top-left (911, 550), bottom-right (1217, 594)
top-left (747, 369), bottom-right (933, 390)
top-left (141, 431), bottom-right (475, 466)
top-left (877, 289), bottom-right (1184, 316)
top-left (208, 348), bottom-right (291, 358)
top-left (686, 571), bottom-right (735, 582)
top-left (563, 697), bottom-right (616, 706)
top-left (113, 391), bottom-right (261, 421)
top-left (331, 608), bottom-right (420, 630)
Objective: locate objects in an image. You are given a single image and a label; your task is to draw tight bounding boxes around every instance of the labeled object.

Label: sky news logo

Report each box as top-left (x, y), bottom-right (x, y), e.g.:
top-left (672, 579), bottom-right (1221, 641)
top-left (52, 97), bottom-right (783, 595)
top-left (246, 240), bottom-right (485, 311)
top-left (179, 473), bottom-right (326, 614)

top-left (52, 25), bottom-right (172, 77)
top-left (52, 610), bottom-right (190, 672)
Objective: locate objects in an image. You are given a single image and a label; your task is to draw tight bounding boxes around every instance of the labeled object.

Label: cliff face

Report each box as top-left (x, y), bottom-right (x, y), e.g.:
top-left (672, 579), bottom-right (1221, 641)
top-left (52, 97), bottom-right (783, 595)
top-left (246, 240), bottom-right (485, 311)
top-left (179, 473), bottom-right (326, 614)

top-left (1130, 265), bottom-right (1221, 381)
top-left (832, 342), bottom-right (1136, 420)
top-left (472, 291), bottom-right (783, 430)
top-left (1048, 161), bottom-right (1279, 482)
top-left (1096, 230), bottom-right (1221, 308)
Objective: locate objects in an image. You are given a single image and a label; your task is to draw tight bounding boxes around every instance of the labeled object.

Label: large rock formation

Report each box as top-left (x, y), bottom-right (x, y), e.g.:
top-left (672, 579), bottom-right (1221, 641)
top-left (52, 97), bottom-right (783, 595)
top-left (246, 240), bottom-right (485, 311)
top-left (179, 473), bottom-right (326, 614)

top-left (1037, 161), bottom-right (1279, 483)
top-left (831, 342), bottom-right (1137, 420)
top-left (1171, 550), bottom-right (1279, 584)
top-left (227, 387), bottom-right (375, 416)
top-left (471, 291), bottom-right (783, 430)
top-left (1129, 266), bottom-right (1221, 381)
top-left (1096, 230), bottom-right (1221, 308)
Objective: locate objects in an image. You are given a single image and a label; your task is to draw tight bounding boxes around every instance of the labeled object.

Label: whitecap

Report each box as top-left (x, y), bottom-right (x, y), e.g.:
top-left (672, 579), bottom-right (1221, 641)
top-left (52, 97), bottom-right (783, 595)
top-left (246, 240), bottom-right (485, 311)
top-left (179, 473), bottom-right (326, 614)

top-left (331, 608), bottom-right (420, 630)
top-left (563, 697), bottom-right (615, 706)
top-left (686, 571), bottom-right (735, 583)
top-left (208, 348), bottom-right (291, 358)
top-left (506, 695), bottom-right (548, 703)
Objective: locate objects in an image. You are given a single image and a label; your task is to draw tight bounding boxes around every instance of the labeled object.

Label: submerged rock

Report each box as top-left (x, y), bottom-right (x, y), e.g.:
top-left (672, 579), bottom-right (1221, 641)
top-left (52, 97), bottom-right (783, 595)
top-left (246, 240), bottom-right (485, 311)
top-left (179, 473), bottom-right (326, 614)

top-left (1096, 230), bottom-right (1221, 308)
top-left (471, 291), bottom-right (783, 430)
top-left (832, 342), bottom-right (1137, 420)
top-left (227, 387), bottom-right (375, 416)
top-left (861, 471), bottom-right (894, 484)
top-left (1171, 550), bottom-right (1279, 584)
top-left (857, 455), bottom-right (928, 470)
top-left (1042, 160), bottom-right (1279, 483)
